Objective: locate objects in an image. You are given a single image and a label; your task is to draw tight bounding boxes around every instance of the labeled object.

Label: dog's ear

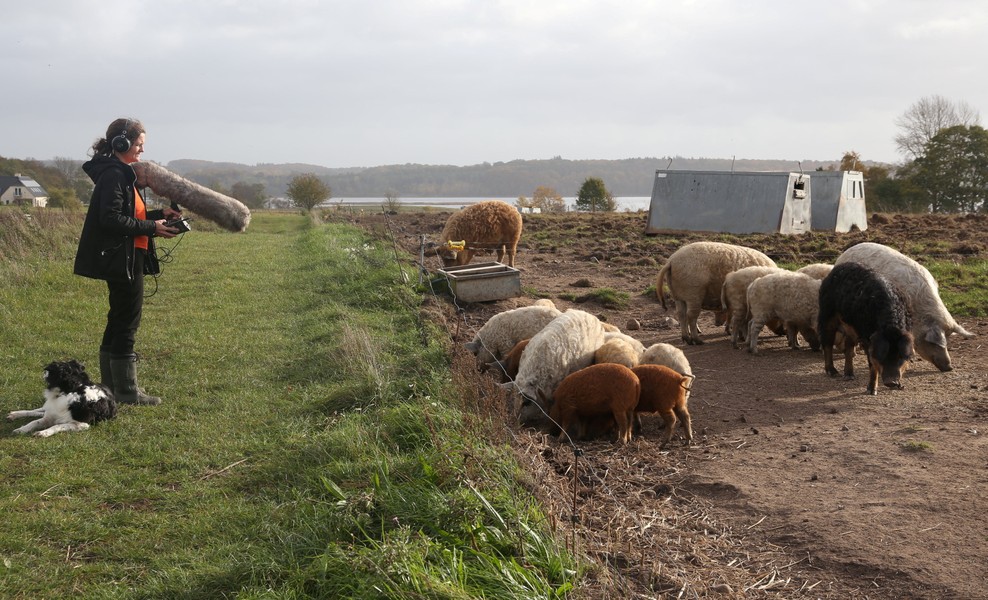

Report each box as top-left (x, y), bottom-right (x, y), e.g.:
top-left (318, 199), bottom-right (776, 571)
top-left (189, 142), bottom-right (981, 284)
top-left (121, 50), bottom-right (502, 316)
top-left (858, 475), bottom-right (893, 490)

top-left (66, 360), bottom-right (92, 386)
top-left (66, 359), bottom-right (86, 374)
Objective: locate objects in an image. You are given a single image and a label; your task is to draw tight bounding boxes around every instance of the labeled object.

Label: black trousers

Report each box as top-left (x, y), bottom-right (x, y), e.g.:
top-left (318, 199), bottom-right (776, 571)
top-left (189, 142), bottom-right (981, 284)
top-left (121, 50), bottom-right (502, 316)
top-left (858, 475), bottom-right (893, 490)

top-left (102, 249), bottom-right (145, 357)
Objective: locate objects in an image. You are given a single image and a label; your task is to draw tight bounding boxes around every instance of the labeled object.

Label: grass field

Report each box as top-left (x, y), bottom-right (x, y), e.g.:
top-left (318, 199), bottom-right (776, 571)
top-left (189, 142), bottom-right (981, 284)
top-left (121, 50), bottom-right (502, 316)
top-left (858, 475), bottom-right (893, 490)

top-left (0, 210), bottom-right (576, 599)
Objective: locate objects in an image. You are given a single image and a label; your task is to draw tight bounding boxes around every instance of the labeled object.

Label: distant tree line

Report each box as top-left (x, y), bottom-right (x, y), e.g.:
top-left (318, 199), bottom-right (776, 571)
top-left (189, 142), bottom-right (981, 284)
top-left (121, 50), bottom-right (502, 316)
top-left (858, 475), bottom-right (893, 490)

top-left (7, 95), bottom-right (986, 215)
top-left (169, 157), bottom-right (841, 200)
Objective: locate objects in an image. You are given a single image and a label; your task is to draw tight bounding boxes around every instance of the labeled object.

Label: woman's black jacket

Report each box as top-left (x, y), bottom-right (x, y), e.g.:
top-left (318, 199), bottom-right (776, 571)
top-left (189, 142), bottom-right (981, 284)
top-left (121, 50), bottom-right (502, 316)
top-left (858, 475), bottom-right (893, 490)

top-left (73, 156), bottom-right (163, 282)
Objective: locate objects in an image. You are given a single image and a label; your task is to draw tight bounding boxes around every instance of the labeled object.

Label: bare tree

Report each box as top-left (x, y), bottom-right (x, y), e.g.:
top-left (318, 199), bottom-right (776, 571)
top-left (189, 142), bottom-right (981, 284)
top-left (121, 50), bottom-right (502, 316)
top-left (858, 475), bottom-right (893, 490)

top-left (51, 156), bottom-right (82, 181)
top-left (532, 185), bottom-right (566, 213)
top-left (382, 191), bottom-right (402, 213)
top-left (894, 95), bottom-right (981, 160)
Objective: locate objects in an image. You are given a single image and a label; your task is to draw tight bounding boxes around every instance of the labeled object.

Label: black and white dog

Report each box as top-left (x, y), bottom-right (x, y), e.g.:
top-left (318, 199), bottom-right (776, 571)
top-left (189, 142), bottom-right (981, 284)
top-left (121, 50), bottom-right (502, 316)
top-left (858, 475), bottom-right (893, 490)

top-left (6, 360), bottom-right (117, 437)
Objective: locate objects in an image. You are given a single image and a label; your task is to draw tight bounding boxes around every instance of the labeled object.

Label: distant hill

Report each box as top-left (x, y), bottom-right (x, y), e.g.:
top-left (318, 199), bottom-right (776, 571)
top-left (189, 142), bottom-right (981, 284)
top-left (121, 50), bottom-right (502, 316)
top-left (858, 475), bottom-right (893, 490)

top-left (167, 156), bottom-right (844, 198)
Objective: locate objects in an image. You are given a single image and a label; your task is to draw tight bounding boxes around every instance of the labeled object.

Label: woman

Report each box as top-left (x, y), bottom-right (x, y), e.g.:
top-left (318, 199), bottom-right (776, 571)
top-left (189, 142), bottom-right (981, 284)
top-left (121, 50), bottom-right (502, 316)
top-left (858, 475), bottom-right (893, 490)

top-left (74, 118), bottom-right (181, 405)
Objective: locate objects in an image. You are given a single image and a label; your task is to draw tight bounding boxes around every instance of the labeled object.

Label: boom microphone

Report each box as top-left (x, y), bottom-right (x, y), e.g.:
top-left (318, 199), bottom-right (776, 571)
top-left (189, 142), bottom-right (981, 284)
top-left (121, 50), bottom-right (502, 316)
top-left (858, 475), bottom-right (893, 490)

top-left (132, 161), bottom-right (251, 232)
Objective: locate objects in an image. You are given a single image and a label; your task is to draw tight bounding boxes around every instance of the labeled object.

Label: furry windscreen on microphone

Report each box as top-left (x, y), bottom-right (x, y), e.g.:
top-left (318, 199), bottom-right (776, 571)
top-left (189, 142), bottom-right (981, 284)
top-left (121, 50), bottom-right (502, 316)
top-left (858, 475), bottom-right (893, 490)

top-left (132, 162), bottom-right (251, 232)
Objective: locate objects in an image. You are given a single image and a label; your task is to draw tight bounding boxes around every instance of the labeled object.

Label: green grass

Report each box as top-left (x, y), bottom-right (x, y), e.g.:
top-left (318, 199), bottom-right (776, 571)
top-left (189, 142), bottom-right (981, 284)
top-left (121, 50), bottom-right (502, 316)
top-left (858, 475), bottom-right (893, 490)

top-left (899, 440), bottom-right (935, 453)
top-left (581, 287), bottom-right (631, 310)
top-left (926, 258), bottom-right (988, 317)
top-left (0, 210), bottom-right (576, 598)
top-left (522, 286), bottom-right (553, 299)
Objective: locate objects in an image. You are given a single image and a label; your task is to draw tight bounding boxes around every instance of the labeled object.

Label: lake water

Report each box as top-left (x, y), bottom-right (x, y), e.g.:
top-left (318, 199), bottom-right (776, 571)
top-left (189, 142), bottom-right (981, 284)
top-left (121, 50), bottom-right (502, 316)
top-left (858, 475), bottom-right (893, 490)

top-left (331, 196), bottom-right (652, 212)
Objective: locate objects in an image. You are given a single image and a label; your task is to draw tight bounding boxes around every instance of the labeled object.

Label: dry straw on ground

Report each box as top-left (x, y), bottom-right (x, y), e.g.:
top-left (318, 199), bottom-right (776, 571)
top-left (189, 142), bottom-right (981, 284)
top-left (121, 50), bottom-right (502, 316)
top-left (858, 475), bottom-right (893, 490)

top-left (443, 305), bottom-right (858, 599)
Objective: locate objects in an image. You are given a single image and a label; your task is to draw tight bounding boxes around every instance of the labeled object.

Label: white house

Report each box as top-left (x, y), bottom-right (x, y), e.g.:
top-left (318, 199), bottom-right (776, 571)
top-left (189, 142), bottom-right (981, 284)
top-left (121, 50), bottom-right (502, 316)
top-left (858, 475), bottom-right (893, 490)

top-left (0, 173), bottom-right (49, 207)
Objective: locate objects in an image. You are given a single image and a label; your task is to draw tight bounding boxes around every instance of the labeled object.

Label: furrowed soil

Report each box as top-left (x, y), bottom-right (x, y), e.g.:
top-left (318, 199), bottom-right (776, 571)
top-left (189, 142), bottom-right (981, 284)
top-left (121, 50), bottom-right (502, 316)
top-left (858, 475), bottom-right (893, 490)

top-left (339, 209), bottom-right (988, 599)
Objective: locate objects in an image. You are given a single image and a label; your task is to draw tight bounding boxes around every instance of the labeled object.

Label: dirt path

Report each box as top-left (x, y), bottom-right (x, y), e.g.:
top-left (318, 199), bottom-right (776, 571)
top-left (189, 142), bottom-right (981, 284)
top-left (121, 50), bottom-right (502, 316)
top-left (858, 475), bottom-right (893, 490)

top-left (339, 208), bottom-right (988, 598)
top-left (680, 313), bottom-right (988, 598)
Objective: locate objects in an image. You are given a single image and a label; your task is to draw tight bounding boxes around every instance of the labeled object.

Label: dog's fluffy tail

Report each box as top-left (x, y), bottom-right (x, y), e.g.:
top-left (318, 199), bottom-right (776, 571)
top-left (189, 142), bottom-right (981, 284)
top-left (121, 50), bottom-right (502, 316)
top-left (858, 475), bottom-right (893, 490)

top-left (133, 161), bottom-right (251, 232)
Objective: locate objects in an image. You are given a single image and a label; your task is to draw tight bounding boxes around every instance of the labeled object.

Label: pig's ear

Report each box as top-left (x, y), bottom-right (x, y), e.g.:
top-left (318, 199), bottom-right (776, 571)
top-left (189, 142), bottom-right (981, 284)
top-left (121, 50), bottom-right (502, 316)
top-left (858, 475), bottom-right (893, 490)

top-left (899, 334), bottom-right (915, 359)
top-left (924, 327), bottom-right (947, 349)
top-left (872, 334), bottom-right (889, 361)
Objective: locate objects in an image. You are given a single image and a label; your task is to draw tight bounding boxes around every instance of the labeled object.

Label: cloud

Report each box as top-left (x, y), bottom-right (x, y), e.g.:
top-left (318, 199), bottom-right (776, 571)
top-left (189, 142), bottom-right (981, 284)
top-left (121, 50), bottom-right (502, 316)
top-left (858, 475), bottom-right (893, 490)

top-left (1, 0), bottom-right (986, 166)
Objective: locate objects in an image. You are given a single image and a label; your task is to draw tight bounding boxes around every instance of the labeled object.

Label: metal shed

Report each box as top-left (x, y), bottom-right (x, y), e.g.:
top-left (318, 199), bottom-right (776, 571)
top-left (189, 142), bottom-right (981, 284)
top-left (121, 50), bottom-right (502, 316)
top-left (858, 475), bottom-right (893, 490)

top-left (645, 170), bottom-right (810, 235)
top-left (807, 170), bottom-right (868, 232)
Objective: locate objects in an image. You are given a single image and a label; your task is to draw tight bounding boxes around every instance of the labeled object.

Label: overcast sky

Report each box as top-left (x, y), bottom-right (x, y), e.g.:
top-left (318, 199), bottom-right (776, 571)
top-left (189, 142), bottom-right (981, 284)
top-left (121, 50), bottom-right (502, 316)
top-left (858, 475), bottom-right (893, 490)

top-left (2, 1), bottom-right (985, 168)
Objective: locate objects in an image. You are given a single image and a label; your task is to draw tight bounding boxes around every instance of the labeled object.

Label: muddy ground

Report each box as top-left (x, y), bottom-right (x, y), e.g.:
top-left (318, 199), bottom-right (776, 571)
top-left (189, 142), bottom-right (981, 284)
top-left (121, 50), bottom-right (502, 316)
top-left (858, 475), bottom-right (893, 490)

top-left (337, 208), bottom-right (988, 599)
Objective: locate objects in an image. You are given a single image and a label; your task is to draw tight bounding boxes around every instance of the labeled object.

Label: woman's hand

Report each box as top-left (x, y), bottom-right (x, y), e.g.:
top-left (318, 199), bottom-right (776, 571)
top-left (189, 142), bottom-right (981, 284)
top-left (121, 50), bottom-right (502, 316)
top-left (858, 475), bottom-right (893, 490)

top-left (163, 207), bottom-right (183, 220)
top-left (154, 219), bottom-right (179, 238)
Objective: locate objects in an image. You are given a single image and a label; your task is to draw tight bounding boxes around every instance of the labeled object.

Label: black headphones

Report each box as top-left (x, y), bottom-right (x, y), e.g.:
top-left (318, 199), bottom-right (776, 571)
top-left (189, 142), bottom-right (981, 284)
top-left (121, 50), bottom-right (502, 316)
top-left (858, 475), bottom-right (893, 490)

top-left (110, 120), bottom-right (132, 153)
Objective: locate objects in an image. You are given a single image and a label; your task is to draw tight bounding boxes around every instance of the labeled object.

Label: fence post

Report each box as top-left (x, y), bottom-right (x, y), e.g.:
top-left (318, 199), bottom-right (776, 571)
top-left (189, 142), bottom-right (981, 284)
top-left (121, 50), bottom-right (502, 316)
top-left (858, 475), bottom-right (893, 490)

top-left (419, 235), bottom-right (426, 285)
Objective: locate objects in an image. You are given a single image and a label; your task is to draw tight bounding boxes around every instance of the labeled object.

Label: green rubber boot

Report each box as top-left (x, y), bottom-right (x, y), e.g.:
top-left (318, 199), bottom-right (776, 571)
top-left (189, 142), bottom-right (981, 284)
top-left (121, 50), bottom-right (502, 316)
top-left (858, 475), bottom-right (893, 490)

top-left (109, 355), bottom-right (163, 406)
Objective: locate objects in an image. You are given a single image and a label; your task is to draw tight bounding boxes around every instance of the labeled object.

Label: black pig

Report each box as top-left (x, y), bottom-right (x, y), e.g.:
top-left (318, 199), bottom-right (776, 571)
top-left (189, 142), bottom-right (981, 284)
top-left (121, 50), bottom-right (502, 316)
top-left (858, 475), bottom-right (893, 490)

top-left (818, 262), bottom-right (914, 395)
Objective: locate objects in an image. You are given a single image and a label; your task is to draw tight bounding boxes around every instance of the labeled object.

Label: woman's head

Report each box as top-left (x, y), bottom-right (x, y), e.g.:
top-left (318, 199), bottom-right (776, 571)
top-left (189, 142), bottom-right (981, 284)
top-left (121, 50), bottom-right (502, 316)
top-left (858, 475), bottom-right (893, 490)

top-left (91, 118), bottom-right (146, 163)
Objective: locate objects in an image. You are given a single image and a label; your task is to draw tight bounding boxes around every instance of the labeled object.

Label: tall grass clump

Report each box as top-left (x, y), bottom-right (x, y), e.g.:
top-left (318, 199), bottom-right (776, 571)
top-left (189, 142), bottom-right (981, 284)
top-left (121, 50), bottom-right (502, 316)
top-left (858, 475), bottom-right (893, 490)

top-left (250, 221), bottom-right (577, 598)
top-left (0, 210), bottom-right (575, 598)
top-left (0, 208), bottom-right (83, 283)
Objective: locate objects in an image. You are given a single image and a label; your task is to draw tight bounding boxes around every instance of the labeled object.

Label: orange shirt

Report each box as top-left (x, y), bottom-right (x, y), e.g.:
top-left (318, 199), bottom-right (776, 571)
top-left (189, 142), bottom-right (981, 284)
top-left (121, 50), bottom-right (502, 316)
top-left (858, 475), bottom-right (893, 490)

top-left (134, 188), bottom-right (149, 250)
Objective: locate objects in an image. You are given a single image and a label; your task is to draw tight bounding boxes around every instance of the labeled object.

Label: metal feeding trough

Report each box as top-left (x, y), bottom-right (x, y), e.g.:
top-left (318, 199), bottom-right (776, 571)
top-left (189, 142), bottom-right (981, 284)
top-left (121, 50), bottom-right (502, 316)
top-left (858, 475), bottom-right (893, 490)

top-left (437, 262), bottom-right (521, 302)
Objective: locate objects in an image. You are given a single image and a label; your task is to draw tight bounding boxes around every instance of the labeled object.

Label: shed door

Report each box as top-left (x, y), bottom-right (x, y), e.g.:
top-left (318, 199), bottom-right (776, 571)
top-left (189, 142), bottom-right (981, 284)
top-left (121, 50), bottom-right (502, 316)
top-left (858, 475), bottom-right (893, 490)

top-left (783, 174), bottom-right (810, 234)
